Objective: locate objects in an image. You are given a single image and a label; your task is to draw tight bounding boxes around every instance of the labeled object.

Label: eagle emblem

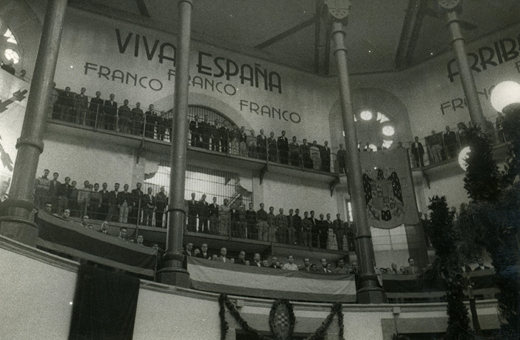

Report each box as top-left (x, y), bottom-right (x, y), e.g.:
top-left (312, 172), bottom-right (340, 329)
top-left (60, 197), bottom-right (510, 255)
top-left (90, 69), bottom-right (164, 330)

top-left (363, 168), bottom-right (405, 225)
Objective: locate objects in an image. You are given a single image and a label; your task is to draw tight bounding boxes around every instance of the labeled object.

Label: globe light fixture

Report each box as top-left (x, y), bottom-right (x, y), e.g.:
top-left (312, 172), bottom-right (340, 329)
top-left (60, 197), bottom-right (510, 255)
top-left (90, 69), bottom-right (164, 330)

top-left (490, 81), bottom-right (520, 113)
top-left (458, 146), bottom-right (471, 170)
top-left (359, 110), bottom-right (373, 121)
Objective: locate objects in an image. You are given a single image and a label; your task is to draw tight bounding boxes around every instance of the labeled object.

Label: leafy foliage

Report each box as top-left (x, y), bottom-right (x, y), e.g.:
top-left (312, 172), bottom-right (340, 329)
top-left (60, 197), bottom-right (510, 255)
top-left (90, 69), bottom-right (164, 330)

top-left (462, 123), bottom-right (520, 340)
top-left (428, 196), bottom-right (472, 340)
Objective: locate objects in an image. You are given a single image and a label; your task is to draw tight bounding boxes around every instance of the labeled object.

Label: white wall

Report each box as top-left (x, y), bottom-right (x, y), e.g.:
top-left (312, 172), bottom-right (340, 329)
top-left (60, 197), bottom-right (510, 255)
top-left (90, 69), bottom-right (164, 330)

top-left (262, 174), bottom-right (337, 215)
top-left (38, 132), bottom-right (136, 188)
top-left (0, 242), bottom-right (76, 340)
top-left (0, 239), bottom-right (502, 340)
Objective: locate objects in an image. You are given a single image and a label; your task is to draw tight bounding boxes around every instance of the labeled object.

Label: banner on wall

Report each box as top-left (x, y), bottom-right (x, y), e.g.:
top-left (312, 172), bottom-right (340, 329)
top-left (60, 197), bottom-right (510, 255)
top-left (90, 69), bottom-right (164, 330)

top-left (188, 257), bottom-right (356, 303)
top-left (0, 73), bottom-right (29, 199)
top-left (36, 211), bottom-right (157, 277)
top-left (360, 148), bottom-right (419, 229)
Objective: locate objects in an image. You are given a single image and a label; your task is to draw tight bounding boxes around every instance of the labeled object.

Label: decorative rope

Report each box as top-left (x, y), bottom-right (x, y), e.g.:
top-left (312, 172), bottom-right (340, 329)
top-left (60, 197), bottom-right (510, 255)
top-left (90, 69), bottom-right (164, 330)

top-left (305, 302), bottom-right (344, 340)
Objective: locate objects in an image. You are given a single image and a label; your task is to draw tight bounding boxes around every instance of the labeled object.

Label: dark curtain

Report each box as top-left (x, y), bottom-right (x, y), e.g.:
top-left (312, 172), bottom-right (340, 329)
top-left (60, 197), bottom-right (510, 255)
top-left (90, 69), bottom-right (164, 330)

top-left (69, 264), bottom-right (140, 340)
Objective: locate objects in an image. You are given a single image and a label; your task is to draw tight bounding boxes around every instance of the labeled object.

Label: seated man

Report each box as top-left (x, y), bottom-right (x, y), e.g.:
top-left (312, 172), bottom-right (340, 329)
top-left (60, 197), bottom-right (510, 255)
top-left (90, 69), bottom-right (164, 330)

top-left (61, 208), bottom-right (71, 221)
top-left (196, 243), bottom-right (211, 259)
top-left (81, 215), bottom-right (93, 229)
top-left (98, 221), bottom-right (110, 235)
top-left (235, 250), bottom-right (247, 265)
top-left (118, 227), bottom-right (128, 241)
top-left (333, 258), bottom-right (349, 274)
top-left (252, 253), bottom-right (262, 267)
top-left (299, 258), bottom-right (312, 272)
top-left (403, 257), bottom-right (422, 275)
top-left (216, 247), bottom-right (229, 263)
top-left (182, 242), bottom-right (194, 256)
top-left (282, 255), bottom-right (298, 271)
top-left (474, 257), bottom-right (491, 271)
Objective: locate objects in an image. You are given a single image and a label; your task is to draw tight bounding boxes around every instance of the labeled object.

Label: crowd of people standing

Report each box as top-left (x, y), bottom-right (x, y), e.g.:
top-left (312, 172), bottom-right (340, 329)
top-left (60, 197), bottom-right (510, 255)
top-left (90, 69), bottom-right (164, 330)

top-left (34, 169), bottom-right (168, 227)
top-left (185, 193), bottom-right (356, 251)
top-left (49, 86), bottom-right (346, 173)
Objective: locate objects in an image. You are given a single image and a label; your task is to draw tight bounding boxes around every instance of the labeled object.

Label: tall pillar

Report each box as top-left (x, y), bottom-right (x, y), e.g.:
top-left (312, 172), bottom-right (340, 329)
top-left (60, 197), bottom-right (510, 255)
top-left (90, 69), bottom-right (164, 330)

top-left (0, 0), bottom-right (68, 246)
top-left (444, 8), bottom-right (486, 129)
top-left (156, 0), bottom-right (192, 287)
top-left (324, 0), bottom-right (386, 303)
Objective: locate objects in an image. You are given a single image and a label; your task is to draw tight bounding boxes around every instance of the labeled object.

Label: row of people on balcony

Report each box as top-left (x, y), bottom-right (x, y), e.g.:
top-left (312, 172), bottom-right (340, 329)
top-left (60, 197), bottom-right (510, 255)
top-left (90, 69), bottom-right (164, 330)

top-left (51, 87), bottom-right (172, 139)
top-left (186, 193), bottom-right (356, 251)
top-left (411, 119), bottom-right (503, 168)
top-left (189, 115), bottom-right (337, 172)
top-left (183, 243), bottom-right (357, 273)
top-left (34, 170), bottom-right (168, 227)
top-left (34, 170), bottom-right (356, 252)
top-left (46, 207), bottom-right (160, 249)
top-left (49, 87), bottom-right (343, 172)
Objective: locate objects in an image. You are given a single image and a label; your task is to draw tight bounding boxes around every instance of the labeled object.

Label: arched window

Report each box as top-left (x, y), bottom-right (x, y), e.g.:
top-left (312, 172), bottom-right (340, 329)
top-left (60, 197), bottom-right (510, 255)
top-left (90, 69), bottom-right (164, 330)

top-left (188, 105), bottom-right (236, 128)
top-left (354, 110), bottom-right (396, 150)
top-left (3, 28), bottom-right (20, 64)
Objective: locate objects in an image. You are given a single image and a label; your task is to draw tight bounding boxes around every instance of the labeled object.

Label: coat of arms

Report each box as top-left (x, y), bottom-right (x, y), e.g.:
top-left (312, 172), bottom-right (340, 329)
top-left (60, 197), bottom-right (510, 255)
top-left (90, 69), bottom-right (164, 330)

top-left (363, 168), bottom-right (405, 226)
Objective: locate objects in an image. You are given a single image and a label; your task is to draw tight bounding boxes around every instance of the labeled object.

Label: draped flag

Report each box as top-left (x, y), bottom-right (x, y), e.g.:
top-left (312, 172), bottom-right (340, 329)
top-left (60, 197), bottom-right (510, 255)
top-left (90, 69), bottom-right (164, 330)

top-left (36, 212), bottom-right (157, 277)
top-left (360, 148), bottom-right (419, 229)
top-left (188, 257), bottom-right (356, 303)
top-left (69, 264), bottom-right (140, 340)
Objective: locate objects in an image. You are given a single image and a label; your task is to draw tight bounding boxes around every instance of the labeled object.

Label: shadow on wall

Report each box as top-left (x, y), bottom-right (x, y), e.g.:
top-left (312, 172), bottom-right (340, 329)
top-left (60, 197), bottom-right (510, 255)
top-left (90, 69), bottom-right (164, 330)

top-left (328, 88), bottom-right (413, 151)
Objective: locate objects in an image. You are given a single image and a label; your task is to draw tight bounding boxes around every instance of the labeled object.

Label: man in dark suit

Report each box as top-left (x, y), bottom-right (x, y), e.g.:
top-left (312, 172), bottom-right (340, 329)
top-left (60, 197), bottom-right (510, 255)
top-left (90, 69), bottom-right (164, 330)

top-left (210, 119), bottom-right (220, 151)
top-left (198, 194), bottom-right (210, 233)
top-left (131, 102), bottom-right (144, 135)
top-left (89, 91), bottom-right (104, 128)
top-left (309, 210), bottom-right (318, 248)
top-left (48, 172), bottom-right (61, 214)
top-left (106, 183), bottom-right (120, 222)
top-left (144, 104), bottom-right (156, 138)
top-left (196, 243), bottom-right (211, 259)
top-left (219, 120), bottom-right (229, 153)
top-left (98, 182), bottom-right (110, 221)
top-left (189, 115), bottom-right (200, 147)
top-left (333, 214), bottom-right (345, 251)
top-left (103, 93), bottom-right (118, 130)
top-left (277, 130), bottom-right (289, 164)
top-left (474, 258), bottom-right (491, 271)
top-left (142, 187), bottom-right (155, 227)
top-left (443, 126), bottom-right (458, 159)
top-left (321, 141), bottom-right (331, 172)
top-left (208, 196), bottom-right (219, 234)
top-left (245, 203), bottom-right (257, 240)
top-left (118, 184), bottom-right (132, 223)
top-left (230, 204), bottom-right (240, 237)
top-left (187, 192), bottom-right (198, 232)
top-left (268, 131), bottom-right (278, 162)
top-left (236, 250), bottom-right (247, 265)
top-left (257, 129), bottom-right (268, 160)
top-left (317, 213), bottom-right (328, 249)
top-left (411, 136), bottom-right (425, 167)
top-left (129, 182), bottom-right (143, 224)
top-left (199, 115), bottom-right (211, 149)
top-left (155, 186), bottom-right (168, 228)
top-left (156, 111), bottom-right (167, 141)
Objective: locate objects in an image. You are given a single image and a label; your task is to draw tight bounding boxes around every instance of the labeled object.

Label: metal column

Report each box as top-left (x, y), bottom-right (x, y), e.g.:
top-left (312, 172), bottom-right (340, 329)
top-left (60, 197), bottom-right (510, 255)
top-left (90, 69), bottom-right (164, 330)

top-left (156, 0), bottom-right (193, 287)
top-left (325, 0), bottom-right (386, 303)
top-left (0, 0), bottom-right (68, 246)
top-left (445, 10), bottom-right (486, 129)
